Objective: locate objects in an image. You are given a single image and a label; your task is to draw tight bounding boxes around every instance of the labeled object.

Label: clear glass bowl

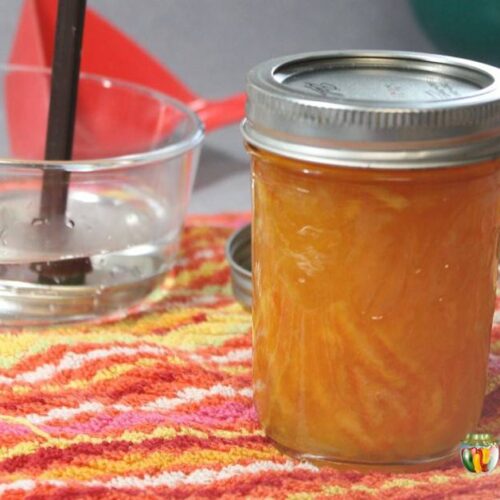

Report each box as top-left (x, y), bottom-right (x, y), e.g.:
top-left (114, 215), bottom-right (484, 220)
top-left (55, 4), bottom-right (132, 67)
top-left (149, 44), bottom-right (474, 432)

top-left (0, 65), bottom-right (204, 325)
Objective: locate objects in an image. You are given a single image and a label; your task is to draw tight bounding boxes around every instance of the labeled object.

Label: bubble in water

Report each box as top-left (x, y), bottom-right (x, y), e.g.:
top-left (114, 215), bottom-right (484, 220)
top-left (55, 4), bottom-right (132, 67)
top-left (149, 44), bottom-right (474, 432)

top-left (125, 213), bottom-right (139, 226)
top-left (65, 218), bottom-right (75, 229)
top-left (31, 217), bottom-right (48, 227)
top-left (110, 265), bottom-right (125, 278)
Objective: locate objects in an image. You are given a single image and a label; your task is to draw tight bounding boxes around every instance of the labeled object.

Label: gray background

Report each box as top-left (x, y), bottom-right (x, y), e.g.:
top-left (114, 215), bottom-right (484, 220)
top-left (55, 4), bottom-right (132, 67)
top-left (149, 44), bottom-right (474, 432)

top-left (0, 0), bottom-right (436, 213)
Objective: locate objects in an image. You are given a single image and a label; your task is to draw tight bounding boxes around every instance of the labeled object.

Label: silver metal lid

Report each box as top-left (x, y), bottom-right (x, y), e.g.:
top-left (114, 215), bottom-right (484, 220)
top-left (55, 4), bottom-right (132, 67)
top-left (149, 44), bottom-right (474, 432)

top-left (226, 224), bottom-right (252, 310)
top-left (242, 50), bottom-right (500, 168)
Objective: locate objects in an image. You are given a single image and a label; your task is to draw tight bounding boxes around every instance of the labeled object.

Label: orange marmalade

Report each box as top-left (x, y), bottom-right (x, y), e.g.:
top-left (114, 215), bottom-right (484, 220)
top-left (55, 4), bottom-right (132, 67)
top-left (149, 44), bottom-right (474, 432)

top-left (243, 51), bottom-right (500, 470)
top-left (251, 146), bottom-right (500, 467)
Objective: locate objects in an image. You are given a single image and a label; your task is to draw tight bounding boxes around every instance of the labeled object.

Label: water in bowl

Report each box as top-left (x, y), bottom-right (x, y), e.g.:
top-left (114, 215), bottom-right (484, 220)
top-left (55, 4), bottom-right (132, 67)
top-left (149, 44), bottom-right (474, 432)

top-left (0, 183), bottom-right (179, 325)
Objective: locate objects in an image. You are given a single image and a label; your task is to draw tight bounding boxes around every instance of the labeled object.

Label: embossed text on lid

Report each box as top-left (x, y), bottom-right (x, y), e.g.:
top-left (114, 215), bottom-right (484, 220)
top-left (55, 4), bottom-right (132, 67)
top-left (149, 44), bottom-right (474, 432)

top-left (276, 56), bottom-right (490, 103)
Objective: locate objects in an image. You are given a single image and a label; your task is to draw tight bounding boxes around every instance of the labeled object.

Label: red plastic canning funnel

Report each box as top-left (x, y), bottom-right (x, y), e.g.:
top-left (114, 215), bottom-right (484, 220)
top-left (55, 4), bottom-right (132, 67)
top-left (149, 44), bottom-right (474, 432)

top-left (10, 0), bottom-right (245, 134)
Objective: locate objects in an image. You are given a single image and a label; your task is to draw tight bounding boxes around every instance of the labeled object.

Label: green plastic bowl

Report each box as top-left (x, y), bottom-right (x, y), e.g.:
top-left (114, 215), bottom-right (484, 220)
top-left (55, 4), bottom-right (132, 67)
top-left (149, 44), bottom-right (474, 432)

top-left (411, 0), bottom-right (500, 66)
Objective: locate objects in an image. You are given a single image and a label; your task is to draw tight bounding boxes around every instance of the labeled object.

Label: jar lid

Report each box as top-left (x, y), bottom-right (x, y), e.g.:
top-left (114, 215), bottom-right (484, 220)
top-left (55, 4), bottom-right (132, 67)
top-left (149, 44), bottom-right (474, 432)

top-left (242, 51), bottom-right (500, 168)
top-left (226, 224), bottom-right (252, 310)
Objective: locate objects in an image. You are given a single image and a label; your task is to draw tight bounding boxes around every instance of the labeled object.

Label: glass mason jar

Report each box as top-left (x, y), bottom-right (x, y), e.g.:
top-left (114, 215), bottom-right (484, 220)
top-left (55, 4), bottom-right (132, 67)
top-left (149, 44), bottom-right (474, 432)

top-left (242, 51), bottom-right (500, 471)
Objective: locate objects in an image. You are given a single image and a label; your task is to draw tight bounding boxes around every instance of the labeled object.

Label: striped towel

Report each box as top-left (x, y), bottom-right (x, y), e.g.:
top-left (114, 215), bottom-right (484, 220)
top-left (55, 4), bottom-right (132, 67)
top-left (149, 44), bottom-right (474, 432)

top-left (0, 213), bottom-right (498, 498)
